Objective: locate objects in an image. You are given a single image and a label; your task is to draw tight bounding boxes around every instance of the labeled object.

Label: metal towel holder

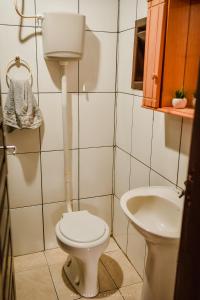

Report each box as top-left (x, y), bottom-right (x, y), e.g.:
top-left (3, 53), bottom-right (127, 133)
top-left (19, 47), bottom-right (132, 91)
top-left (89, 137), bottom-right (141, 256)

top-left (6, 56), bottom-right (33, 87)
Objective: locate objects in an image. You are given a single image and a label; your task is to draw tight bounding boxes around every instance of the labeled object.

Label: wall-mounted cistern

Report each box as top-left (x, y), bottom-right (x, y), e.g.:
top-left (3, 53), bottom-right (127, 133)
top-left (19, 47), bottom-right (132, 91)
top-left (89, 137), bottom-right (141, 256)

top-left (41, 12), bottom-right (85, 212)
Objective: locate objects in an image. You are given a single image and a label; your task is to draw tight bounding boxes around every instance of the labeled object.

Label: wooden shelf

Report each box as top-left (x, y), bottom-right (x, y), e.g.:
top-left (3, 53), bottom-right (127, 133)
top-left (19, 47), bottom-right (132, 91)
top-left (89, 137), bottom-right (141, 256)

top-left (157, 107), bottom-right (194, 119)
top-left (142, 105), bottom-right (195, 119)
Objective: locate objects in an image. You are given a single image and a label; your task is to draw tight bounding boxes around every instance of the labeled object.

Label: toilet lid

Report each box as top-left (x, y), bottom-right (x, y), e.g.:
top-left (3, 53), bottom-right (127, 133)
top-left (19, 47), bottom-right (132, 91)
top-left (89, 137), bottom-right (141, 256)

top-left (59, 211), bottom-right (106, 243)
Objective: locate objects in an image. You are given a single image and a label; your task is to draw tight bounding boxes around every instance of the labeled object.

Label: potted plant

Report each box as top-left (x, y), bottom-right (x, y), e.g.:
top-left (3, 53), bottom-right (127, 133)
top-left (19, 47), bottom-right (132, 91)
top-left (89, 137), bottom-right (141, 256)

top-left (172, 89), bottom-right (187, 109)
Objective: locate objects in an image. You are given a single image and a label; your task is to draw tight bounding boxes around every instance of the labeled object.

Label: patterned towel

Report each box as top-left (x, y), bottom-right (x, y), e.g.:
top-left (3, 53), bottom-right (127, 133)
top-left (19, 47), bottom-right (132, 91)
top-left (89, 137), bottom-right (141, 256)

top-left (3, 79), bottom-right (43, 131)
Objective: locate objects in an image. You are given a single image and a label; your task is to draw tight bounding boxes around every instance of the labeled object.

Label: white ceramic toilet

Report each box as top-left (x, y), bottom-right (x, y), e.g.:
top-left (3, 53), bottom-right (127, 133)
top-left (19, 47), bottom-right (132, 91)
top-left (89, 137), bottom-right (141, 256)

top-left (56, 210), bottom-right (110, 298)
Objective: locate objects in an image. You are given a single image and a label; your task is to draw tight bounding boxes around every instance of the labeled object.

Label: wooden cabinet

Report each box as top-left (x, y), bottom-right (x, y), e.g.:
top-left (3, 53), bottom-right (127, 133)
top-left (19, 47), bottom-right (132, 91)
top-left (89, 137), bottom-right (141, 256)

top-left (143, 0), bottom-right (167, 108)
top-left (143, 0), bottom-right (200, 118)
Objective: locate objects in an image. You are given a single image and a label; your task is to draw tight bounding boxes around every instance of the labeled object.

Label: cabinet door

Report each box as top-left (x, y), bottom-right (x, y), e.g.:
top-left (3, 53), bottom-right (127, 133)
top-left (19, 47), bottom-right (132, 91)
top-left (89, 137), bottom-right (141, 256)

top-left (161, 0), bottom-right (191, 107)
top-left (143, 0), bottom-right (167, 108)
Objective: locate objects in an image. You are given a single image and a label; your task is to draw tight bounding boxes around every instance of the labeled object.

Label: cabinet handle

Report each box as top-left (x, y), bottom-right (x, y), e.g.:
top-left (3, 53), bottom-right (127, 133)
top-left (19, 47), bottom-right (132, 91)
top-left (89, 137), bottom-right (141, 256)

top-left (0, 145), bottom-right (16, 155)
top-left (152, 73), bottom-right (158, 80)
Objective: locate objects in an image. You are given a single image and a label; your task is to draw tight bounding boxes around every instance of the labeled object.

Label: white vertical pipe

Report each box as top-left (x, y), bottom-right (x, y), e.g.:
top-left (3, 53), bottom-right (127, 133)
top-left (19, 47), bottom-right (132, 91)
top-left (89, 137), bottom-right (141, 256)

top-left (60, 62), bottom-right (72, 212)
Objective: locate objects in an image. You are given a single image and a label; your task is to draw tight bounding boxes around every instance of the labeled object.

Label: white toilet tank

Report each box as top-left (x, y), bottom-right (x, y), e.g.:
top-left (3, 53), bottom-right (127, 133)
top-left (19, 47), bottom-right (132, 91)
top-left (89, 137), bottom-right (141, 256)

top-left (42, 12), bottom-right (85, 59)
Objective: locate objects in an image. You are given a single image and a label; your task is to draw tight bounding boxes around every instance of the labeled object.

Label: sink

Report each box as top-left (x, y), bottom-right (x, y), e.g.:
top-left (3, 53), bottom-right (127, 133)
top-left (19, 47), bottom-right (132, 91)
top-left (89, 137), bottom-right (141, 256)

top-left (120, 186), bottom-right (183, 300)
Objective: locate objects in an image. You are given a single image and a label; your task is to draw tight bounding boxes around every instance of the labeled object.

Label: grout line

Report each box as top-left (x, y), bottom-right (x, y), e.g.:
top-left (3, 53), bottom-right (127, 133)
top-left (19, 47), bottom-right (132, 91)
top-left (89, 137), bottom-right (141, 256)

top-left (0, 23), bottom-right (36, 28)
top-left (176, 118), bottom-right (184, 187)
top-left (86, 29), bottom-right (118, 34)
top-left (149, 110), bottom-right (155, 186)
top-left (7, 145), bottom-right (114, 156)
top-left (10, 193), bottom-right (113, 210)
top-left (78, 91), bottom-right (116, 94)
top-left (118, 26), bottom-right (135, 34)
top-left (111, 0), bottom-right (120, 235)
top-left (116, 145), bottom-right (151, 169)
top-left (43, 252), bottom-right (59, 300)
top-left (111, 236), bottom-right (143, 282)
top-left (1, 91), bottom-right (118, 95)
top-left (77, 0), bottom-right (81, 212)
top-left (79, 193), bottom-right (113, 201)
top-left (34, 0), bottom-right (46, 253)
top-left (118, 91), bottom-right (143, 97)
top-left (128, 96), bottom-right (135, 190)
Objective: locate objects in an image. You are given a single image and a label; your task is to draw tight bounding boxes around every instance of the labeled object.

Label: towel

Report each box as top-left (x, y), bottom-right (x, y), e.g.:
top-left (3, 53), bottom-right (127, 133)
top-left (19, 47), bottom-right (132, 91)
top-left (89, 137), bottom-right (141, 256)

top-left (3, 79), bottom-right (43, 131)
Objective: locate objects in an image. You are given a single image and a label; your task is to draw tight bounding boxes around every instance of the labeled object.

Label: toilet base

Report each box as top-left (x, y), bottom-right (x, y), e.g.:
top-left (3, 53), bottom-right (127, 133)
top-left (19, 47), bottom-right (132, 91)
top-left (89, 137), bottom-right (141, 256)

top-left (64, 255), bottom-right (99, 298)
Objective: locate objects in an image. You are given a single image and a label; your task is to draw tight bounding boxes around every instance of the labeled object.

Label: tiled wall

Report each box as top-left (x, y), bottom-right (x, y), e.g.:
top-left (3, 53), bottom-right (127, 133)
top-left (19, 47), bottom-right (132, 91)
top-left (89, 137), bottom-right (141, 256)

top-left (113, 0), bottom-right (193, 277)
top-left (0, 0), bottom-right (118, 256)
top-left (0, 0), bottom-right (193, 279)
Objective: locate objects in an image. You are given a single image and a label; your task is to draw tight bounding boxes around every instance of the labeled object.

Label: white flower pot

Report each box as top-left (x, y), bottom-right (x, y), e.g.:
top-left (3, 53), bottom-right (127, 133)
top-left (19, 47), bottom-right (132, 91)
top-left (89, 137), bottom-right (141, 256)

top-left (172, 97), bottom-right (187, 109)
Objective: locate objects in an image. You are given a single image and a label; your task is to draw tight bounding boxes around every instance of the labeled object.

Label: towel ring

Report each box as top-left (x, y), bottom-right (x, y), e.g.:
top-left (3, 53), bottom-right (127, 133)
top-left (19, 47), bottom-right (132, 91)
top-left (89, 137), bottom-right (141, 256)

top-left (6, 56), bottom-right (33, 87)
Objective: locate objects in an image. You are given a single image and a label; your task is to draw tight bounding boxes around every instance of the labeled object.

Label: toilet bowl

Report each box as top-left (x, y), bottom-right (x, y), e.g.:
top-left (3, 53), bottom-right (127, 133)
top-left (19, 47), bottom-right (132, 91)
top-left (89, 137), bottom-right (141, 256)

top-left (55, 210), bottom-right (110, 298)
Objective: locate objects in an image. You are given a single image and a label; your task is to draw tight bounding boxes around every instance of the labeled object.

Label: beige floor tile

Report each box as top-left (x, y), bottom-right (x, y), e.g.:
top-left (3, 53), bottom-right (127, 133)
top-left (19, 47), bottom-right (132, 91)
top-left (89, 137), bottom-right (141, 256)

top-left (49, 263), bottom-right (80, 300)
top-left (101, 250), bottom-right (142, 288)
top-left (15, 266), bottom-right (57, 300)
top-left (45, 247), bottom-right (68, 266)
top-left (120, 283), bottom-right (143, 300)
top-left (99, 261), bottom-right (117, 292)
top-left (82, 290), bottom-right (123, 300)
top-left (105, 238), bottom-right (119, 253)
top-left (14, 252), bottom-right (47, 273)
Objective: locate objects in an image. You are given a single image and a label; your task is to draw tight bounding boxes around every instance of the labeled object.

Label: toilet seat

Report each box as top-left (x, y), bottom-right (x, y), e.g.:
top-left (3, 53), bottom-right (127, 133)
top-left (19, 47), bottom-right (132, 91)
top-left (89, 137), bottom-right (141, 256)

top-left (59, 211), bottom-right (107, 243)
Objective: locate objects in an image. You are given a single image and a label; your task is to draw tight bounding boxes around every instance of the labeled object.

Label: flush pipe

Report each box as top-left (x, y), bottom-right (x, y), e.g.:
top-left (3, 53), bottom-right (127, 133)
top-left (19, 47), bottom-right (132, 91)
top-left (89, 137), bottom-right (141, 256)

top-left (60, 62), bottom-right (73, 212)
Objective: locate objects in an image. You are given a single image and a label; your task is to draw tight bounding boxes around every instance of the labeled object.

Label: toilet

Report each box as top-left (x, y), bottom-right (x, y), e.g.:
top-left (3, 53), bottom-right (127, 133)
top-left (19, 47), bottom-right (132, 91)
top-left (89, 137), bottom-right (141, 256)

top-left (56, 210), bottom-right (110, 298)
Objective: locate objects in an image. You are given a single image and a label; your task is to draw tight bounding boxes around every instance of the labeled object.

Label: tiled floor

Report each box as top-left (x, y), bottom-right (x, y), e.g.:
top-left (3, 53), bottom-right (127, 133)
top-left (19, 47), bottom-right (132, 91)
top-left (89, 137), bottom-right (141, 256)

top-left (14, 238), bottom-right (143, 300)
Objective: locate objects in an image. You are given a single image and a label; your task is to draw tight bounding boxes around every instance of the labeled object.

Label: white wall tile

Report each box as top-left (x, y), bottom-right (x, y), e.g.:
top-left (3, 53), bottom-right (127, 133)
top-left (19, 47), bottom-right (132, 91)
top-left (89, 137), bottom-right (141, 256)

top-left (115, 148), bottom-right (130, 198)
top-left (36, 34), bottom-right (78, 93)
top-left (117, 29), bottom-right (134, 94)
top-left (79, 93), bottom-right (114, 148)
top-left (116, 93), bottom-right (133, 153)
top-left (40, 93), bottom-right (63, 151)
top-left (5, 128), bottom-right (40, 154)
top-left (131, 97), bottom-right (153, 166)
top-left (79, 196), bottom-right (112, 229)
top-left (79, 147), bottom-right (113, 198)
top-left (130, 157), bottom-right (149, 189)
top-left (43, 202), bottom-right (66, 249)
top-left (119, 0), bottom-right (137, 31)
top-left (11, 206), bottom-right (43, 256)
top-left (151, 112), bottom-right (182, 184)
top-left (178, 119), bottom-right (193, 188)
top-left (136, 0), bottom-right (148, 19)
top-left (150, 170), bottom-right (175, 187)
top-left (79, 31), bottom-right (117, 92)
top-left (35, 0), bottom-right (78, 14)
top-left (113, 196), bottom-right (128, 252)
top-left (40, 93), bottom-right (78, 151)
top-left (0, 0), bottom-right (35, 26)
top-left (127, 222), bottom-right (145, 278)
top-left (7, 153), bottom-right (42, 209)
top-left (80, 0), bottom-right (118, 32)
top-left (41, 150), bottom-right (78, 203)
top-left (0, 25), bottom-right (37, 93)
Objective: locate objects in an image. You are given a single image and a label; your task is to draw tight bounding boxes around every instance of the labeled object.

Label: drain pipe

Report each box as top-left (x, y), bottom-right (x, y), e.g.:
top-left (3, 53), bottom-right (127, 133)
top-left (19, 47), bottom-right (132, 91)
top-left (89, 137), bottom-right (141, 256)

top-left (60, 62), bottom-right (72, 213)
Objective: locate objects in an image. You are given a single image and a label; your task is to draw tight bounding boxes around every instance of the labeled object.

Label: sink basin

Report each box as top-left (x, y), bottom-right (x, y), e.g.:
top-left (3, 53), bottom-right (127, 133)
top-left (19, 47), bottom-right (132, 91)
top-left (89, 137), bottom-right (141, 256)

top-left (120, 186), bottom-right (183, 300)
top-left (120, 186), bottom-right (182, 242)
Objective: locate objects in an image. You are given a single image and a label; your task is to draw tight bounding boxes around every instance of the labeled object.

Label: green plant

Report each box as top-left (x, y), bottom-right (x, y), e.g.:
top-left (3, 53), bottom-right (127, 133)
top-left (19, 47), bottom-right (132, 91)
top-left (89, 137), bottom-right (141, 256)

top-left (175, 89), bottom-right (186, 99)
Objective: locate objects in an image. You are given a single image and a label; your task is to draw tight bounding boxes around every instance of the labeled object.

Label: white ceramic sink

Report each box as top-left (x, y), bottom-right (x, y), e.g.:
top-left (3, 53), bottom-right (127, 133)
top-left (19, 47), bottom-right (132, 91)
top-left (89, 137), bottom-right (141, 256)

top-left (120, 186), bottom-right (182, 242)
top-left (120, 186), bottom-right (183, 300)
